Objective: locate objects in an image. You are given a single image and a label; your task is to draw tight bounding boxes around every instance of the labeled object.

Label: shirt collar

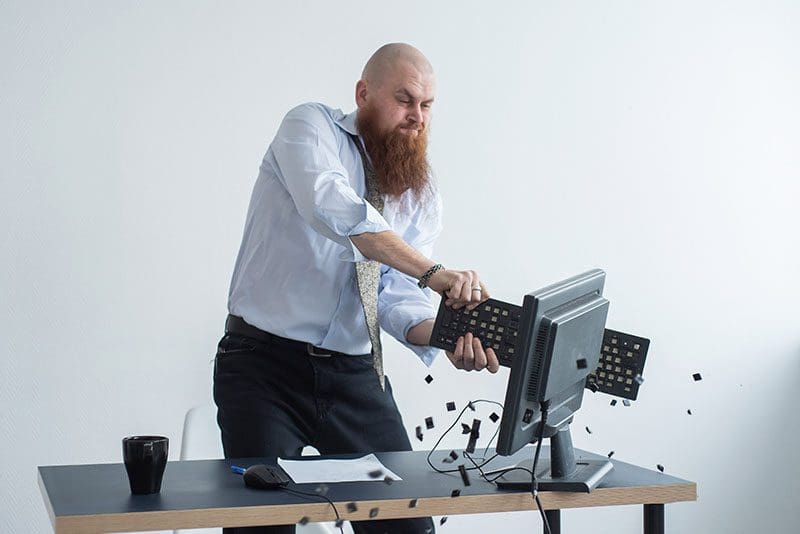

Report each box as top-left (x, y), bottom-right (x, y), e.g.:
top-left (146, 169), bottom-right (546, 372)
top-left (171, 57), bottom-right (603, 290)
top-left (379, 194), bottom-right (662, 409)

top-left (335, 108), bottom-right (359, 136)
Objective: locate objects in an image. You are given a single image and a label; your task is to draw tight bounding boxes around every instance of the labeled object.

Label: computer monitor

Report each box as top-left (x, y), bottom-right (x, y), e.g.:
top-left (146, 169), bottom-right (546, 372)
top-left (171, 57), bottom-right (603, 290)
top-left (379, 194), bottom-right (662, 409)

top-left (495, 269), bottom-right (612, 492)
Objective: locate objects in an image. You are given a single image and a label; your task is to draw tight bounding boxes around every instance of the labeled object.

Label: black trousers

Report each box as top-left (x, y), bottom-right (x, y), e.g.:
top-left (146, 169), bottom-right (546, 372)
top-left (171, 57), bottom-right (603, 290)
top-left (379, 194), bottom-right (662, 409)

top-left (213, 332), bottom-right (435, 534)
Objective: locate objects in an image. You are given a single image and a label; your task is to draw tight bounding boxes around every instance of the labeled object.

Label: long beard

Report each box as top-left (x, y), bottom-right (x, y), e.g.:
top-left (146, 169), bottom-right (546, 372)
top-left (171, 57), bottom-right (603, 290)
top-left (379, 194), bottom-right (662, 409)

top-left (356, 107), bottom-right (432, 200)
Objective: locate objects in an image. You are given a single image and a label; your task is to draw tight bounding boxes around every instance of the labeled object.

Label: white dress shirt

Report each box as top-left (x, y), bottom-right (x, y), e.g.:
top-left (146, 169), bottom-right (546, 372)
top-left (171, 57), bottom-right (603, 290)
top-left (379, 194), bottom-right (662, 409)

top-left (227, 102), bottom-right (442, 366)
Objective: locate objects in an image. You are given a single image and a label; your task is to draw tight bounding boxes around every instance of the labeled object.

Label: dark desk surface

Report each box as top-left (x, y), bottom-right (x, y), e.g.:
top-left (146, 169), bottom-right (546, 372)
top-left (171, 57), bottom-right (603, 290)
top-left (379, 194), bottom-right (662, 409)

top-left (38, 447), bottom-right (696, 533)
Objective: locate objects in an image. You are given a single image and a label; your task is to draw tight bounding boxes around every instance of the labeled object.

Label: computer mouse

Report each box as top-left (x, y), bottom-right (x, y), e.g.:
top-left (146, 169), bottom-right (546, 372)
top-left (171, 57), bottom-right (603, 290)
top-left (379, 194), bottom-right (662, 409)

top-left (243, 464), bottom-right (291, 489)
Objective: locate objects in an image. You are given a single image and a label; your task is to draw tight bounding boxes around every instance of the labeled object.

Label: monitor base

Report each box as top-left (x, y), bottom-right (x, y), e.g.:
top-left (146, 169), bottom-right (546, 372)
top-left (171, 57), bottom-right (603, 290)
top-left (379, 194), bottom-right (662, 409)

top-left (495, 457), bottom-right (613, 493)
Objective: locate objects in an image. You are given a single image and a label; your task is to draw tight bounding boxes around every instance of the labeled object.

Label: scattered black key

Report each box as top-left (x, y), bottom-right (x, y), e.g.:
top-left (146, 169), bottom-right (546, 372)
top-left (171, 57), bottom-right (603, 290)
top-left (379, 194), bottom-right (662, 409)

top-left (368, 469), bottom-right (383, 478)
top-left (408, 498), bottom-right (418, 508)
top-left (466, 418), bottom-right (481, 453)
top-left (425, 374), bottom-right (434, 384)
top-left (425, 416), bottom-right (434, 430)
top-left (440, 517), bottom-right (448, 525)
top-left (461, 423), bottom-right (471, 434)
top-left (369, 507), bottom-right (379, 518)
top-left (489, 412), bottom-right (499, 423)
top-left (416, 426), bottom-right (424, 442)
top-left (470, 419), bottom-right (481, 439)
top-left (451, 489), bottom-right (461, 497)
top-left (383, 476), bottom-right (393, 485)
top-left (657, 464), bottom-right (665, 473)
top-left (635, 374), bottom-right (644, 385)
top-left (607, 451), bottom-right (615, 458)
top-left (610, 399), bottom-right (617, 406)
top-left (335, 519), bottom-right (344, 528)
top-left (449, 450), bottom-right (459, 462)
top-left (585, 426), bottom-right (592, 434)
top-left (446, 401), bottom-right (456, 411)
top-left (623, 399), bottom-right (631, 407)
top-left (693, 373), bottom-right (702, 381)
top-left (298, 517), bottom-right (309, 525)
top-left (687, 409), bottom-right (692, 415)
top-left (576, 358), bottom-right (588, 369)
top-left (458, 464), bottom-right (471, 486)
top-left (347, 502), bottom-right (358, 513)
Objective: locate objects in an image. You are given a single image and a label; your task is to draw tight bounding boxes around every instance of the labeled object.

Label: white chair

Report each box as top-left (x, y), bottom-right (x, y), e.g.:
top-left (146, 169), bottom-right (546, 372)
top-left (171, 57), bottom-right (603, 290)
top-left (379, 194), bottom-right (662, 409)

top-left (176, 403), bottom-right (341, 534)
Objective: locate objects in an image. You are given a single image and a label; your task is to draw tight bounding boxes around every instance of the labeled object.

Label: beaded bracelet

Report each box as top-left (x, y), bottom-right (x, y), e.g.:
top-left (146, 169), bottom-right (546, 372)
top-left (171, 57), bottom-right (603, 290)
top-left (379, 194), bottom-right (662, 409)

top-left (418, 263), bottom-right (444, 289)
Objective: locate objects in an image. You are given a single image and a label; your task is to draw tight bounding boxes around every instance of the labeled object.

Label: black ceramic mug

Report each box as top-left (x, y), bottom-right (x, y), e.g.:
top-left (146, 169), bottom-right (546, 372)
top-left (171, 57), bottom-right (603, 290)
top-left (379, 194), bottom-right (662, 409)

top-left (122, 435), bottom-right (169, 494)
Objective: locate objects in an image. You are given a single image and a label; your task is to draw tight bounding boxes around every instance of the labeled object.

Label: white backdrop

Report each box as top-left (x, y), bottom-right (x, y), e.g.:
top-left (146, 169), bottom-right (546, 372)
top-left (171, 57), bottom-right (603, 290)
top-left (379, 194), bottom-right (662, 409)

top-left (2, 1), bottom-right (799, 533)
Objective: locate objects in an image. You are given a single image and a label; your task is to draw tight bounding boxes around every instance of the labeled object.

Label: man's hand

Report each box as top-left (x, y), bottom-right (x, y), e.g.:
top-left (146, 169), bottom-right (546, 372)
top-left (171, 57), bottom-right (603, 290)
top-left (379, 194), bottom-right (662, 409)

top-left (426, 269), bottom-right (490, 310)
top-left (445, 332), bottom-right (500, 373)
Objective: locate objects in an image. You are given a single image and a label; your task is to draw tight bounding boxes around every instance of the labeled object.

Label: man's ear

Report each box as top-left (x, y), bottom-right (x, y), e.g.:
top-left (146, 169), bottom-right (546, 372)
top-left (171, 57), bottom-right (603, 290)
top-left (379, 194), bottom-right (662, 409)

top-left (355, 79), bottom-right (368, 107)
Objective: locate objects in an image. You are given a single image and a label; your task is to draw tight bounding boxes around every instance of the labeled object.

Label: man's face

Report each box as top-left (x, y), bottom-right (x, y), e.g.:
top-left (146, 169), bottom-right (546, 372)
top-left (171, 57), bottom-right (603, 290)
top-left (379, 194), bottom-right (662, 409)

top-left (355, 59), bottom-right (436, 200)
top-left (358, 60), bottom-right (435, 137)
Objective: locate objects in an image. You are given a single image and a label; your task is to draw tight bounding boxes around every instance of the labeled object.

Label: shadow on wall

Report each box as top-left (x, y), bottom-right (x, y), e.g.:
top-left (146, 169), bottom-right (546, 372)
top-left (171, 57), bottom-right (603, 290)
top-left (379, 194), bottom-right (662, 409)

top-left (714, 345), bottom-right (800, 531)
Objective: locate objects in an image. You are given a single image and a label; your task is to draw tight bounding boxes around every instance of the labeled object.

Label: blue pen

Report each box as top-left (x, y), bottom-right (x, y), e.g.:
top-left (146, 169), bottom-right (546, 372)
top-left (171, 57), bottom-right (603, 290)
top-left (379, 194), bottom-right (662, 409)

top-left (230, 465), bottom-right (246, 475)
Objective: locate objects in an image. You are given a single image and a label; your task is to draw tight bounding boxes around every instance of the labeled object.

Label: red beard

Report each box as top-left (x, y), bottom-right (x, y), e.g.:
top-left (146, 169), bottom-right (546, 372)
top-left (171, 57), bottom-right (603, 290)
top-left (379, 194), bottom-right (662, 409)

top-left (356, 105), bottom-right (432, 201)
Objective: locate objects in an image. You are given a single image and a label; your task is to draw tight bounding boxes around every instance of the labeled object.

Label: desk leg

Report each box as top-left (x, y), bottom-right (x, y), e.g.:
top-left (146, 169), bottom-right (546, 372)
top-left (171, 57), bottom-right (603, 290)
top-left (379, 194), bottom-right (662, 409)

top-left (643, 504), bottom-right (664, 534)
top-left (544, 509), bottom-right (560, 534)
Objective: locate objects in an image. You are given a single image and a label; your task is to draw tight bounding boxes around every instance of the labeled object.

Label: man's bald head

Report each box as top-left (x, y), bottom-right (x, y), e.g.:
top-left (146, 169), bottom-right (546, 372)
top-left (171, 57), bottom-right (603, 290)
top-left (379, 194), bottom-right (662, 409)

top-left (355, 43), bottom-right (436, 137)
top-left (361, 43), bottom-right (434, 87)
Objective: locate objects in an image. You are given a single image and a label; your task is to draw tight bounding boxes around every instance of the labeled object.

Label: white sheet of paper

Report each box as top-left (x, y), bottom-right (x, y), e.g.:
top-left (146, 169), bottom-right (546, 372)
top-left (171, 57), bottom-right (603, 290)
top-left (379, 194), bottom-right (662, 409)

top-left (277, 453), bottom-right (403, 484)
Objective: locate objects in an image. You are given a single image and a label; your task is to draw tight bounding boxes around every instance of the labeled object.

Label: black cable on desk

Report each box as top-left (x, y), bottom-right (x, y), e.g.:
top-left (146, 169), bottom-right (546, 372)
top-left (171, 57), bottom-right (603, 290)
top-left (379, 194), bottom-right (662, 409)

top-left (426, 397), bottom-right (552, 534)
top-left (425, 398), bottom-right (504, 474)
top-left (279, 487), bottom-right (345, 534)
top-left (530, 400), bottom-right (552, 534)
top-left (459, 401), bottom-right (551, 534)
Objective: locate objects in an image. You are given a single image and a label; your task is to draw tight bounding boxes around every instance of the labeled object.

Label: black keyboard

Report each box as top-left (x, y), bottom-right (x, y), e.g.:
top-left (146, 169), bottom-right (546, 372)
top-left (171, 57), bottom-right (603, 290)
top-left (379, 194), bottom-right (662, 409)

top-left (430, 298), bottom-right (650, 400)
top-left (429, 298), bottom-right (522, 368)
top-left (585, 329), bottom-right (650, 400)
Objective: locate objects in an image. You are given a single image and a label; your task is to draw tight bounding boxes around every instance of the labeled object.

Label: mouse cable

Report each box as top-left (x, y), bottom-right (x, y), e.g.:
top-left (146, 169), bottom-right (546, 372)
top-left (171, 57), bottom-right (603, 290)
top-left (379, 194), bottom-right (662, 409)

top-left (279, 486), bottom-right (345, 534)
top-left (425, 399), bottom-right (504, 475)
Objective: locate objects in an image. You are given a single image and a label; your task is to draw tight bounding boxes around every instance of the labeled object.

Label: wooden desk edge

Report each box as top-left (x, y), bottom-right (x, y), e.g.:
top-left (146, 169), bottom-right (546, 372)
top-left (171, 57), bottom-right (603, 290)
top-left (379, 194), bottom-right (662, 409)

top-left (51, 482), bottom-right (697, 533)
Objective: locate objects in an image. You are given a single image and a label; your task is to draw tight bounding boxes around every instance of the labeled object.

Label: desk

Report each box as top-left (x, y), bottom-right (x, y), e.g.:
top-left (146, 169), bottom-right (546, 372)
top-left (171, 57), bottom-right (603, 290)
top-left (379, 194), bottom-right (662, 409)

top-left (38, 447), bottom-right (696, 533)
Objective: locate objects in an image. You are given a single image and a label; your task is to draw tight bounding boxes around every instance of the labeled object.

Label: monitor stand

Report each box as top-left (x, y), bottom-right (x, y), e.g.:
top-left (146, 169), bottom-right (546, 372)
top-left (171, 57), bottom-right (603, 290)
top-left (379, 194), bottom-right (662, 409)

top-left (495, 426), bottom-right (613, 493)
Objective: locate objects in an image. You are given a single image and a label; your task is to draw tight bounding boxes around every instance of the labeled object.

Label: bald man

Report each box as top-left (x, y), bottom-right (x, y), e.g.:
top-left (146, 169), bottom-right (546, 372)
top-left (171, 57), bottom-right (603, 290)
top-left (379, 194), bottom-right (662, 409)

top-left (214, 43), bottom-right (497, 534)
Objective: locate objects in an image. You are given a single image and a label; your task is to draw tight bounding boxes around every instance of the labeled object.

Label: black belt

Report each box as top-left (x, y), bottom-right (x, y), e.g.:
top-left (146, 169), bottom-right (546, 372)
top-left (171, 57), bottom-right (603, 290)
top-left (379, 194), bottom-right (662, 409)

top-left (224, 314), bottom-right (358, 358)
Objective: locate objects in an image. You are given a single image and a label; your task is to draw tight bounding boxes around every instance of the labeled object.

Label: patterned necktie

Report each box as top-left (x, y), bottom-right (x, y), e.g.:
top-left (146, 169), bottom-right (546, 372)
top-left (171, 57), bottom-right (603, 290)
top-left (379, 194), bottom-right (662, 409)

top-left (350, 134), bottom-right (386, 390)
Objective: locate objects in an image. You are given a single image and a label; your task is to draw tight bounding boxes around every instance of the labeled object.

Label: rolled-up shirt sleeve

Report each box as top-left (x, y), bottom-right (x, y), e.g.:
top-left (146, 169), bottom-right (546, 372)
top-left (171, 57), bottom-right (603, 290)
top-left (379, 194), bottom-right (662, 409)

top-left (378, 191), bottom-right (444, 366)
top-left (271, 104), bottom-right (390, 262)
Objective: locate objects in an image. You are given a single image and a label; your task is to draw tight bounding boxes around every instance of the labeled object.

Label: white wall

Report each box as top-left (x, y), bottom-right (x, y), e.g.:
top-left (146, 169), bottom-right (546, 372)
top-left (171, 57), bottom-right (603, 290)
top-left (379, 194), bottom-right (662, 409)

top-left (2, 1), bottom-right (799, 532)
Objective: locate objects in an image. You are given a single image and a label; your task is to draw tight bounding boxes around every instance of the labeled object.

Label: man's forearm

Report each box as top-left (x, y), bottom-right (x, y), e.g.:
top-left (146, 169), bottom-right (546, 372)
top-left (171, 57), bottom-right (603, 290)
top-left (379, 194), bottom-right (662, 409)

top-left (350, 231), bottom-right (435, 280)
top-left (351, 231), bottom-right (486, 310)
top-left (406, 319), bottom-right (434, 346)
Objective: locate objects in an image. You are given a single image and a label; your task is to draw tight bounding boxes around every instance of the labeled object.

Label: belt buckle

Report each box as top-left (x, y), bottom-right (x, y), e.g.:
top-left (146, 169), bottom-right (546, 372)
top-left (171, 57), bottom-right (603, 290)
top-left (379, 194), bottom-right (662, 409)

top-left (306, 343), bottom-right (332, 358)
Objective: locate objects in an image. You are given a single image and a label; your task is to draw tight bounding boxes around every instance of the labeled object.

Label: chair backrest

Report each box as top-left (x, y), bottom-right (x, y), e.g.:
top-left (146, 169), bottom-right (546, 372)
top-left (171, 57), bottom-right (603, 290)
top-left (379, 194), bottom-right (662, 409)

top-left (180, 403), bottom-right (223, 460)
top-left (176, 403), bottom-right (342, 534)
